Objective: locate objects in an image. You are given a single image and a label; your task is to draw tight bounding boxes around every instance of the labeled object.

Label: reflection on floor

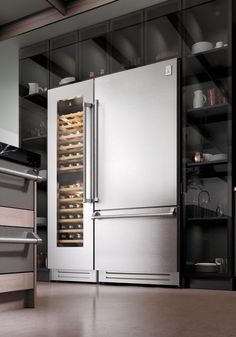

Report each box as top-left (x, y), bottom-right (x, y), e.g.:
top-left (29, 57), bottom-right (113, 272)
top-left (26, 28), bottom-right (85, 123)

top-left (1, 282), bottom-right (236, 337)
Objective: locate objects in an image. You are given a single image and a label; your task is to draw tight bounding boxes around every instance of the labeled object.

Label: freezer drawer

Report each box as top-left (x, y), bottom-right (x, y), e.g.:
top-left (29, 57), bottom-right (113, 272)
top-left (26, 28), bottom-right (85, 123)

top-left (0, 226), bottom-right (41, 274)
top-left (0, 159), bottom-right (34, 210)
top-left (94, 207), bottom-right (178, 277)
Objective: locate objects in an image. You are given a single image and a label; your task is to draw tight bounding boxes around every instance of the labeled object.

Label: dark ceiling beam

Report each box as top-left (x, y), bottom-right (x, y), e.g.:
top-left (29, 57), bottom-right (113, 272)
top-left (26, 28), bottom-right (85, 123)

top-left (0, 0), bottom-right (118, 42)
top-left (46, 0), bottom-right (67, 16)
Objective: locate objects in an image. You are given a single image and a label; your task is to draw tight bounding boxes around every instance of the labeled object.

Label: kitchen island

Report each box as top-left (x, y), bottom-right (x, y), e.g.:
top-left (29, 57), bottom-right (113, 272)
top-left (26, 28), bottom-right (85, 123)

top-left (0, 142), bottom-right (42, 311)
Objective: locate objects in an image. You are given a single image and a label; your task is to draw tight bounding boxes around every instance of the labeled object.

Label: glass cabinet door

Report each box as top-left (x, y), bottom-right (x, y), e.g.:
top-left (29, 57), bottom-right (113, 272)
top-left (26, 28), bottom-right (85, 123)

top-left (79, 23), bottom-right (109, 81)
top-left (50, 32), bottom-right (78, 89)
top-left (145, 1), bottom-right (180, 65)
top-left (19, 42), bottom-right (49, 150)
top-left (110, 12), bottom-right (143, 73)
top-left (181, 0), bottom-right (232, 287)
top-left (19, 41), bottom-right (49, 280)
top-left (19, 41), bottom-right (49, 99)
top-left (57, 97), bottom-right (84, 247)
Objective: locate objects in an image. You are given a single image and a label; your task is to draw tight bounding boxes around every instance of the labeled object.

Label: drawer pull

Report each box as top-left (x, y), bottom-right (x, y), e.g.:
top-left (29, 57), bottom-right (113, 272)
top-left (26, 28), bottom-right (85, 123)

top-left (92, 207), bottom-right (176, 220)
top-left (0, 167), bottom-right (44, 182)
top-left (0, 232), bottom-right (42, 244)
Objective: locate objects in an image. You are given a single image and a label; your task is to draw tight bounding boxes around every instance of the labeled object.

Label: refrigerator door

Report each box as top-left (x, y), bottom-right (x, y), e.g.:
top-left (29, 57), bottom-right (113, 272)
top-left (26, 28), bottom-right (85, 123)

top-left (94, 207), bottom-right (179, 285)
top-left (48, 80), bottom-right (94, 272)
top-left (94, 59), bottom-right (177, 209)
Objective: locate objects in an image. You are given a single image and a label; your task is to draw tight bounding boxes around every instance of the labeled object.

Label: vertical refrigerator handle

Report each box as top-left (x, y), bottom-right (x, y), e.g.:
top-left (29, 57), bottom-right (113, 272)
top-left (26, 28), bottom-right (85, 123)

top-left (94, 99), bottom-right (99, 202)
top-left (83, 102), bottom-right (93, 203)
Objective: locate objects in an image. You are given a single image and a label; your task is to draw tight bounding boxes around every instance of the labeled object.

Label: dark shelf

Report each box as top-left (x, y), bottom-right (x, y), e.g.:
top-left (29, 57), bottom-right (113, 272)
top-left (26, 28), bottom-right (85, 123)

top-left (187, 46), bottom-right (228, 59)
top-left (186, 161), bottom-right (228, 179)
top-left (187, 216), bottom-right (228, 222)
top-left (184, 272), bottom-right (230, 279)
top-left (186, 160), bottom-right (228, 168)
top-left (21, 92), bottom-right (47, 109)
top-left (183, 46), bottom-right (230, 86)
top-left (22, 135), bottom-right (47, 148)
top-left (187, 104), bottom-right (230, 124)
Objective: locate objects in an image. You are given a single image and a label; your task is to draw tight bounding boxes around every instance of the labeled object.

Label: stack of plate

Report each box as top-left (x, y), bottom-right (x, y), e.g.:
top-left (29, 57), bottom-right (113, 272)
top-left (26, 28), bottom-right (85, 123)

top-left (194, 262), bottom-right (219, 273)
top-left (208, 154), bottom-right (227, 161)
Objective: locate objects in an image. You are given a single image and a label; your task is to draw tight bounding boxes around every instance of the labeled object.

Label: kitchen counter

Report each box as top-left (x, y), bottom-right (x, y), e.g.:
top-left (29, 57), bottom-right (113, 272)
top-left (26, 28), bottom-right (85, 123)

top-left (0, 142), bottom-right (40, 168)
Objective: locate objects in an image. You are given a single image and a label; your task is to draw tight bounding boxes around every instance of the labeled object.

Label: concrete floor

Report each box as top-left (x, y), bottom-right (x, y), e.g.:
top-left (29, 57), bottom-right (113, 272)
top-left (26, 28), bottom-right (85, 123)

top-left (1, 282), bottom-right (236, 337)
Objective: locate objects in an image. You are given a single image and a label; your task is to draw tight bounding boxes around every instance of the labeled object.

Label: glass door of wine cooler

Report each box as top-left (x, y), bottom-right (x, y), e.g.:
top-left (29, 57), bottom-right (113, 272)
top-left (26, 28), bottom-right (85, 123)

top-left (48, 80), bottom-right (94, 272)
top-left (57, 98), bottom-right (84, 247)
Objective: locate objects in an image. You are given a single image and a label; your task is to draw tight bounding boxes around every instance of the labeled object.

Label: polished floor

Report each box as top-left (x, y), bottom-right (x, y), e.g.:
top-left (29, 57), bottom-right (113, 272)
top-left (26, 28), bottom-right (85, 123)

top-left (1, 282), bottom-right (236, 337)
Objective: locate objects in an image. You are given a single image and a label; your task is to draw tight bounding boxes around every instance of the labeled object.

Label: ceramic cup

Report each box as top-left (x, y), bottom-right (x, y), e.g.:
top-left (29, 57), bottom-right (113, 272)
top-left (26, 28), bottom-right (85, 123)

top-left (193, 89), bottom-right (206, 108)
top-left (215, 41), bottom-right (224, 48)
top-left (28, 82), bottom-right (43, 95)
top-left (207, 88), bottom-right (217, 106)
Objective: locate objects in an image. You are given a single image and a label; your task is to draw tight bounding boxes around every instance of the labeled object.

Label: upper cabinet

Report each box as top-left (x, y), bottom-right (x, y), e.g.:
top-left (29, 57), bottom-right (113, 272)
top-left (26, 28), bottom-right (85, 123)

top-left (79, 23), bottom-right (109, 81)
top-left (110, 12), bottom-right (143, 73)
top-left (145, 0), bottom-right (180, 64)
top-left (19, 2), bottom-right (182, 89)
top-left (50, 32), bottom-right (78, 89)
top-left (19, 41), bottom-right (49, 155)
top-left (19, 41), bottom-right (49, 106)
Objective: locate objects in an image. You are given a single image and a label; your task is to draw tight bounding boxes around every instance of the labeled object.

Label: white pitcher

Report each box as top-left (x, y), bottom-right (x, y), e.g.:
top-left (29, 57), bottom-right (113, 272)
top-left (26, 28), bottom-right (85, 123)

top-left (193, 90), bottom-right (206, 108)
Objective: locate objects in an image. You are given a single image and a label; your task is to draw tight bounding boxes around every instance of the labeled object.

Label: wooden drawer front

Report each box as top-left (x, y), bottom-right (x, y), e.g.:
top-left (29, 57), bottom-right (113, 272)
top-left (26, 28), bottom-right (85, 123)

top-left (0, 160), bottom-right (34, 210)
top-left (0, 226), bottom-right (34, 274)
top-left (0, 207), bottom-right (34, 228)
top-left (0, 273), bottom-right (33, 293)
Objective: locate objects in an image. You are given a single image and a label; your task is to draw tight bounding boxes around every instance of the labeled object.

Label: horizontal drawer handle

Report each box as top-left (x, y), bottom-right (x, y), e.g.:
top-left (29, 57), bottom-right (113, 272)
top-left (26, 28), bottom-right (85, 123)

top-left (0, 167), bottom-right (44, 182)
top-left (0, 232), bottom-right (42, 244)
top-left (92, 208), bottom-right (176, 220)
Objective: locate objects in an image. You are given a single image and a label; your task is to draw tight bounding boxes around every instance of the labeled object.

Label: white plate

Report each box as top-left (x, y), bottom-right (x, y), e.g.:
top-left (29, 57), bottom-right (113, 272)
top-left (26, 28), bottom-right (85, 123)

top-left (195, 263), bottom-right (216, 266)
top-left (208, 154), bottom-right (227, 161)
top-left (202, 153), bottom-right (213, 161)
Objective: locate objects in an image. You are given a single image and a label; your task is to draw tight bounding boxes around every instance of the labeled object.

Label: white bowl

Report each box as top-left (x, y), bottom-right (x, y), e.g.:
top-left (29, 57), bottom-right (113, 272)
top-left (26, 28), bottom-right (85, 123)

top-left (59, 77), bottom-right (76, 85)
top-left (192, 41), bottom-right (213, 54)
top-left (209, 154), bottom-right (227, 161)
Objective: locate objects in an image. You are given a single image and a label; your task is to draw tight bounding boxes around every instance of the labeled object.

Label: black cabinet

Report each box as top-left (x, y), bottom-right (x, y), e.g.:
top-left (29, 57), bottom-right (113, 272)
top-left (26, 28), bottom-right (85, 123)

top-left (19, 43), bottom-right (49, 281)
top-left (79, 23), bottom-right (109, 81)
top-left (19, 41), bottom-right (49, 97)
top-left (50, 32), bottom-right (78, 88)
top-left (145, 1), bottom-right (180, 64)
top-left (110, 12), bottom-right (143, 73)
top-left (181, 0), bottom-right (233, 290)
top-left (20, 41), bottom-right (49, 151)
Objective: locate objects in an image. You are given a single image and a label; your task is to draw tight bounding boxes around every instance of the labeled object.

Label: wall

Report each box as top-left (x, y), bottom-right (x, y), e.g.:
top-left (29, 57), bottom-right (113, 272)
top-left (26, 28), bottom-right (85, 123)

top-left (0, 40), bottom-right (19, 146)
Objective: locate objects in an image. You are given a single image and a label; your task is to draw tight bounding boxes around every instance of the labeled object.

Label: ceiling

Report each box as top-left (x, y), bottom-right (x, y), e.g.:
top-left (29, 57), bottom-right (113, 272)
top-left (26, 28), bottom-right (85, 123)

top-left (0, 0), bottom-right (62, 25)
top-left (0, 0), bottom-right (167, 46)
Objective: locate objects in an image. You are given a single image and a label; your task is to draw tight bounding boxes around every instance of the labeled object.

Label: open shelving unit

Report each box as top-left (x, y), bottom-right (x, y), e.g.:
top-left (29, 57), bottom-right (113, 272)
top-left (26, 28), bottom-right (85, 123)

top-left (181, 0), bottom-right (233, 290)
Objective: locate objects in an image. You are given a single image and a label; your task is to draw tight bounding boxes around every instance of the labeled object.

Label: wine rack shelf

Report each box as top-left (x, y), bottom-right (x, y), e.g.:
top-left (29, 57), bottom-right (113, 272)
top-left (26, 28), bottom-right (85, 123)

top-left (57, 104), bottom-right (84, 247)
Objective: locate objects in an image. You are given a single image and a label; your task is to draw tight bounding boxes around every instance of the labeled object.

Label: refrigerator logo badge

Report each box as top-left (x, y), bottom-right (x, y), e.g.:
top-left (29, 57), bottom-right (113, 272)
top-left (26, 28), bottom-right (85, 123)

top-left (165, 65), bottom-right (172, 76)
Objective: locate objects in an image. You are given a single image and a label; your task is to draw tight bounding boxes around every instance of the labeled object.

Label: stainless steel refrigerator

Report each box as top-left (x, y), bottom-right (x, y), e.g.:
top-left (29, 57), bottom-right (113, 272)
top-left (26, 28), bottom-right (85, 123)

top-left (48, 59), bottom-right (179, 285)
top-left (93, 59), bottom-right (179, 285)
